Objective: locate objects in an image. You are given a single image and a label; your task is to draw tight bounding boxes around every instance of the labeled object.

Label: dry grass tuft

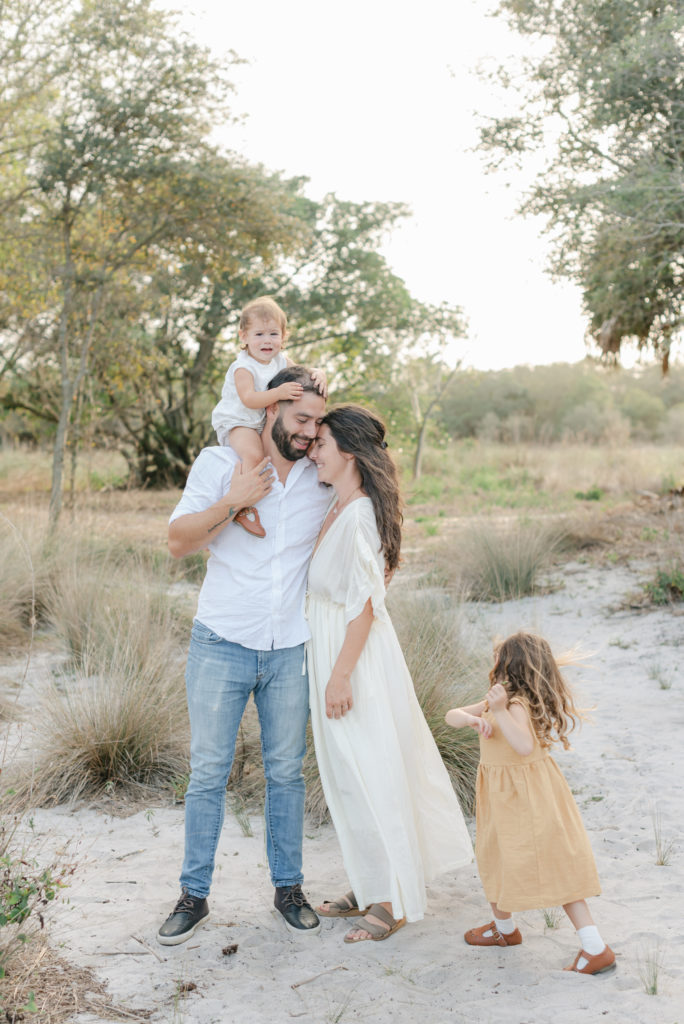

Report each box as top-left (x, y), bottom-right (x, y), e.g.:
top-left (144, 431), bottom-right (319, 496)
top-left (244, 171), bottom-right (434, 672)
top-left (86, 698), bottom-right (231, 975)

top-left (555, 511), bottom-right (618, 556)
top-left (0, 936), bottom-right (153, 1022)
top-left (638, 942), bottom-right (664, 995)
top-left (12, 561), bottom-right (191, 807)
top-left (13, 654), bottom-right (189, 808)
top-left (0, 514), bottom-right (44, 651)
top-left (652, 808), bottom-right (676, 866)
top-left (44, 546), bottom-right (192, 672)
top-left (428, 520), bottom-right (565, 602)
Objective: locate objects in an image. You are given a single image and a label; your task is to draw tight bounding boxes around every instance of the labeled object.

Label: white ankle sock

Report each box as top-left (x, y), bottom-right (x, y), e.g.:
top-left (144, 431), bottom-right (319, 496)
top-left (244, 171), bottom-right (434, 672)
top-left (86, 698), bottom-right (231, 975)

top-left (576, 925), bottom-right (605, 969)
top-left (494, 915), bottom-right (517, 935)
top-left (577, 925), bottom-right (605, 955)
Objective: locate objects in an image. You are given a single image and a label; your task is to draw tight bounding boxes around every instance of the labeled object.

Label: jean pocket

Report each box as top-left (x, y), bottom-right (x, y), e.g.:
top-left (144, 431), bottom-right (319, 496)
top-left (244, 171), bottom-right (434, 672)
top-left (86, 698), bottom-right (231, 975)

top-left (191, 620), bottom-right (225, 644)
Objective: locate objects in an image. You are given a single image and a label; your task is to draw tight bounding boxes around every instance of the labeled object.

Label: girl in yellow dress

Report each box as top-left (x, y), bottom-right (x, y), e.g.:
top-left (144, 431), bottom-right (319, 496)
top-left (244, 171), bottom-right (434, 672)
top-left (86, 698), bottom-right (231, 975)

top-left (446, 631), bottom-right (615, 976)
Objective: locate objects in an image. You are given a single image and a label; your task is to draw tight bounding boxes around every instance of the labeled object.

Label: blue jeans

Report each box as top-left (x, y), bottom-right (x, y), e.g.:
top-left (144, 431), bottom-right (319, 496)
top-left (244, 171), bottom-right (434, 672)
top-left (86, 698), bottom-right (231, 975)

top-left (180, 621), bottom-right (309, 898)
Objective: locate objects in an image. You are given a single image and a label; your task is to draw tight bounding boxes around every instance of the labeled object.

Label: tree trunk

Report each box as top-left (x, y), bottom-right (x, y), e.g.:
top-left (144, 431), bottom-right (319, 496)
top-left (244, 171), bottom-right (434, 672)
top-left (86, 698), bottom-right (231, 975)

top-left (411, 366), bottom-right (458, 481)
top-left (412, 403), bottom-right (435, 481)
top-left (49, 261), bottom-right (105, 530)
top-left (48, 218), bottom-right (75, 531)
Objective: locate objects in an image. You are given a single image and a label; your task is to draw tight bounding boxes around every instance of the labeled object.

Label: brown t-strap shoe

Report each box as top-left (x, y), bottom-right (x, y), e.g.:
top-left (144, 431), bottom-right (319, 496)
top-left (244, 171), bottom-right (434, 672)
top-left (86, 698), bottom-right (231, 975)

top-left (234, 506), bottom-right (265, 538)
top-left (464, 922), bottom-right (523, 947)
top-left (564, 945), bottom-right (616, 975)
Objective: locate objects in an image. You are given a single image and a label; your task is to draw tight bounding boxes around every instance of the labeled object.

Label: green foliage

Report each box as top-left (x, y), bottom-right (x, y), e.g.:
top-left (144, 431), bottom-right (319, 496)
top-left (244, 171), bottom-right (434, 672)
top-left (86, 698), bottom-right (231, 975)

top-left (0, 814), bottom-right (72, 982)
top-left (481, 1), bottom-right (684, 371)
top-left (644, 566), bottom-right (684, 605)
top-left (436, 360), bottom-right (684, 443)
top-left (0, 0), bottom-right (465, 494)
top-left (575, 486), bottom-right (603, 501)
top-left (407, 474), bottom-right (447, 504)
top-left (0, 858), bottom-right (59, 929)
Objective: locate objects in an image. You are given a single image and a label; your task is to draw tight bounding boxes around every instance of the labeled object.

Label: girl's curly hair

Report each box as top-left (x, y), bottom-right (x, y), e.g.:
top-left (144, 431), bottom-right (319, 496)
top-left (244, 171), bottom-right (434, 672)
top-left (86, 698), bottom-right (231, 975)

top-left (490, 631), bottom-right (583, 749)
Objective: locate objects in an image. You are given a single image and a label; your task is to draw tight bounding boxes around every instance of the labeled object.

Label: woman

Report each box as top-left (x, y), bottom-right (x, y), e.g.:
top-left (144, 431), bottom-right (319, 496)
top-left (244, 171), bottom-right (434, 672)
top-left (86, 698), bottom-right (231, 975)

top-left (306, 405), bottom-right (473, 943)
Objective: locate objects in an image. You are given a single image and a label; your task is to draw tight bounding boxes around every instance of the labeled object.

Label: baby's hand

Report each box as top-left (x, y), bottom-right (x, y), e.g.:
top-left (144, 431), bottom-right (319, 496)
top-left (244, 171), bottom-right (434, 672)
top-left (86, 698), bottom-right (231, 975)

top-left (310, 367), bottom-right (328, 398)
top-left (486, 682), bottom-right (508, 713)
top-left (277, 381), bottom-right (304, 402)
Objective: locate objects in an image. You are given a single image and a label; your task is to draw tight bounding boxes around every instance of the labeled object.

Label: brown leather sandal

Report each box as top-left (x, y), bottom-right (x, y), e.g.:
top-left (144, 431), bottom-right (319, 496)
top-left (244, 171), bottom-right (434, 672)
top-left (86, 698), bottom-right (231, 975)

top-left (564, 945), bottom-right (616, 975)
top-left (317, 891), bottom-right (369, 918)
top-left (343, 903), bottom-right (406, 943)
top-left (464, 921), bottom-right (523, 947)
top-left (234, 506), bottom-right (265, 538)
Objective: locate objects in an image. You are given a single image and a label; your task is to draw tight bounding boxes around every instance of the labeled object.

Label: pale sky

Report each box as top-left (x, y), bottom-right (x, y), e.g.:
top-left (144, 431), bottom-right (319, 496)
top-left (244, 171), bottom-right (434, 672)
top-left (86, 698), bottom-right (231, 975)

top-left (165, 0), bottom-right (600, 371)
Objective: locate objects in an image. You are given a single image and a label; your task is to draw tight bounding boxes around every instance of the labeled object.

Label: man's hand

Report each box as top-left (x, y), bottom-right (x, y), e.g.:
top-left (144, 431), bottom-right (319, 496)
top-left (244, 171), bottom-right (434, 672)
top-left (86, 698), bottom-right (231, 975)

top-left (228, 457), bottom-right (275, 509)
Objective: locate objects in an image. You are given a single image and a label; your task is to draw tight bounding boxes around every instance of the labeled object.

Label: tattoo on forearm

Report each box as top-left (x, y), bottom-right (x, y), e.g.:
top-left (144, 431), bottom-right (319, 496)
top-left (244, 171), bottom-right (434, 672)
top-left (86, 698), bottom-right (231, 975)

top-left (207, 508), bottom-right (237, 534)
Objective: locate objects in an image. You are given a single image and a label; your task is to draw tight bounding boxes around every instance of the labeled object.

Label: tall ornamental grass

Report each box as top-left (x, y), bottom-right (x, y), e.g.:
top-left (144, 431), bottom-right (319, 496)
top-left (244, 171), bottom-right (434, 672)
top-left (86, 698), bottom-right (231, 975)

top-left (430, 520), bottom-right (565, 602)
top-left (10, 545), bottom-right (192, 807)
top-left (0, 515), bottom-right (45, 650)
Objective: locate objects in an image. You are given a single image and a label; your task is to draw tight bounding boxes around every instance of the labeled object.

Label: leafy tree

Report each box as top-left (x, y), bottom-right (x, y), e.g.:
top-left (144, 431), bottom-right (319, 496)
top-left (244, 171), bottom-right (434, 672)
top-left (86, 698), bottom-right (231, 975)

top-left (0, 0), bottom-right (307, 513)
top-left (2, 2), bottom-right (466, 494)
top-left (479, 0), bottom-right (684, 371)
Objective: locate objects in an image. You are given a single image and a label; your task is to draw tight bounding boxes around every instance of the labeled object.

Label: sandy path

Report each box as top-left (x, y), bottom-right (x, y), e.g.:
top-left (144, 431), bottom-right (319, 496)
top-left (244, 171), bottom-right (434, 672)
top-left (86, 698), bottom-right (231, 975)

top-left (21, 562), bottom-right (684, 1023)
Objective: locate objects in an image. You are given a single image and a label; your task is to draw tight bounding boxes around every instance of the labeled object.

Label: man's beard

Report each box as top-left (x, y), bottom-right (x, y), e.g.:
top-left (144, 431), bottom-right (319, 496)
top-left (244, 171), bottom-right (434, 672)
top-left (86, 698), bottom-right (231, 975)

top-left (271, 412), bottom-right (310, 462)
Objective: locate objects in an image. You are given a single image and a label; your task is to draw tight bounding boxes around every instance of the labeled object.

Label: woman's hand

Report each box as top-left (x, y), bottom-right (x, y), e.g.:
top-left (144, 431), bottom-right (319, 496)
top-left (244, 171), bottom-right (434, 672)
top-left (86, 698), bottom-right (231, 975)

top-left (486, 682), bottom-right (508, 713)
top-left (325, 673), bottom-right (353, 719)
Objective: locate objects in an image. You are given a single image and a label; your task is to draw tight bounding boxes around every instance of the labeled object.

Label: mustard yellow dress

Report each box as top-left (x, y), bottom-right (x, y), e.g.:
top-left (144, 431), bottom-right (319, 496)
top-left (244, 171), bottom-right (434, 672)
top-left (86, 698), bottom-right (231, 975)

top-left (476, 698), bottom-right (600, 912)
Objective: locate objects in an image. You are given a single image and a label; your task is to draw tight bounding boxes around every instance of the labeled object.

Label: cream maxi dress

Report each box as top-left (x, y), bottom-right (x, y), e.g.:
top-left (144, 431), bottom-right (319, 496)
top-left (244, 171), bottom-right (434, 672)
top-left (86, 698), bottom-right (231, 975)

top-left (306, 497), bottom-right (473, 923)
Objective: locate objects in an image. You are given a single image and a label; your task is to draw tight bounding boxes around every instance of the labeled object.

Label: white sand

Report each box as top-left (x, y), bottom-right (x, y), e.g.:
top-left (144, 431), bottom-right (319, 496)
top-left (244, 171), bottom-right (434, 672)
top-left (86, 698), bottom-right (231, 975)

top-left (16, 563), bottom-right (684, 1022)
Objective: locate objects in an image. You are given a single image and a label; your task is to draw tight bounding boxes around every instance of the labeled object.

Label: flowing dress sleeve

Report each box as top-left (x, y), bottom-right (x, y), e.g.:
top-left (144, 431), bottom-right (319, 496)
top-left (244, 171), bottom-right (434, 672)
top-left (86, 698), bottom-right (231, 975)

top-left (342, 502), bottom-right (389, 626)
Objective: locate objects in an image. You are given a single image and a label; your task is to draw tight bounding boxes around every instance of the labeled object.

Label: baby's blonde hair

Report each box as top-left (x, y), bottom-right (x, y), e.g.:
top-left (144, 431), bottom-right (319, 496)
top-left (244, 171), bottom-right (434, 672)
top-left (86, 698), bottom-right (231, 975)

top-left (490, 631), bottom-right (583, 749)
top-left (239, 295), bottom-right (288, 339)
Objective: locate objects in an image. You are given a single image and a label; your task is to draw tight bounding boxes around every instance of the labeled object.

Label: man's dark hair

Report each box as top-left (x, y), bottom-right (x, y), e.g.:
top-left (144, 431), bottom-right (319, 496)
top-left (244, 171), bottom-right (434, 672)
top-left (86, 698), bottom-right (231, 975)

top-left (268, 365), bottom-right (320, 397)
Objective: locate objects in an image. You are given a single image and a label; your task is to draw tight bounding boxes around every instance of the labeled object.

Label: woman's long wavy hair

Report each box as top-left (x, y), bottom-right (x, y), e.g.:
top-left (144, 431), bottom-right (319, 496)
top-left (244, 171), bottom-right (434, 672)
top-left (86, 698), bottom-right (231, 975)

top-left (322, 405), bottom-right (403, 571)
top-left (489, 631), bottom-right (583, 749)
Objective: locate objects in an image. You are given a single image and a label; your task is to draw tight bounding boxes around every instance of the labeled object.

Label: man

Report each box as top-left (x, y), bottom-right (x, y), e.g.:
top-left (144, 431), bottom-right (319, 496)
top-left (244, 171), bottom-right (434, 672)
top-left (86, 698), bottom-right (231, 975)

top-left (157, 366), bottom-right (329, 945)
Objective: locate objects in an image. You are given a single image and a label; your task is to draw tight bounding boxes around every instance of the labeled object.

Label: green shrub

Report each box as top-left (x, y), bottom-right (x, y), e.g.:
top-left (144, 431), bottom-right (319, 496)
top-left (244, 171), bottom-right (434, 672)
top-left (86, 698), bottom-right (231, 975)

top-left (575, 486), bottom-right (603, 501)
top-left (0, 817), bottom-right (73, 982)
top-left (644, 566), bottom-right (684, 605)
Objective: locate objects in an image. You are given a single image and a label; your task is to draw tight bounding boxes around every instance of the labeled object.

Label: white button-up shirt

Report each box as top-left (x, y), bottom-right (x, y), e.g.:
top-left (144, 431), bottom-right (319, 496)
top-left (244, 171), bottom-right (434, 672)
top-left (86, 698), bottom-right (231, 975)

top-left (170, 447), bottom-right (331, 650)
